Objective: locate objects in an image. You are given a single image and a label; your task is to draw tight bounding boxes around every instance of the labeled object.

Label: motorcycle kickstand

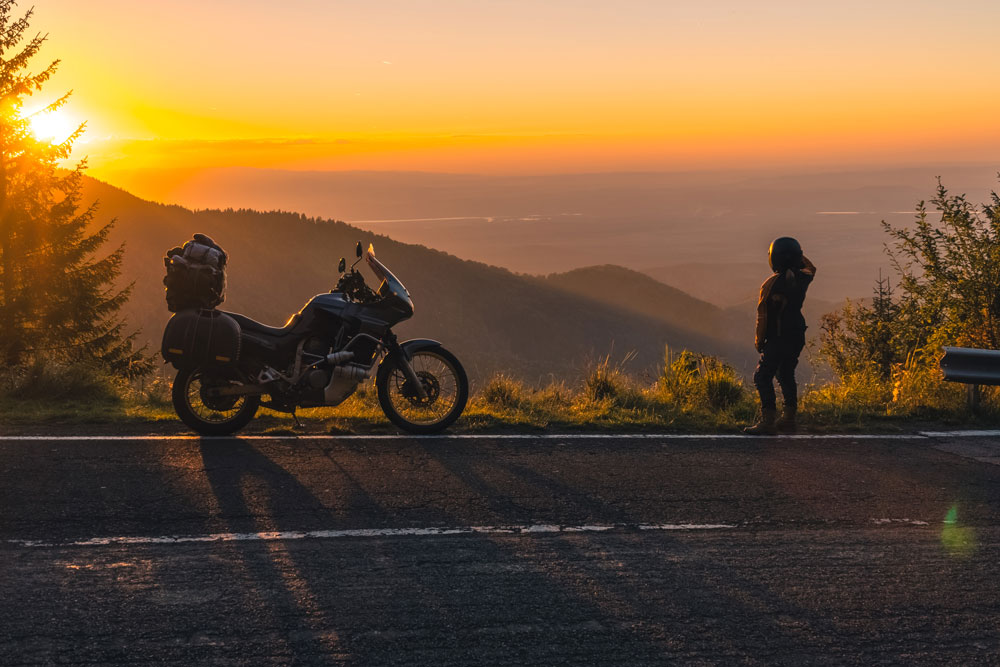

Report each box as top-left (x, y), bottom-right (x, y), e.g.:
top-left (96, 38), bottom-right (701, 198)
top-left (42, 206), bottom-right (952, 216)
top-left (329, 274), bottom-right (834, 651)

top-left (291, 408), bottom-right (304, 430)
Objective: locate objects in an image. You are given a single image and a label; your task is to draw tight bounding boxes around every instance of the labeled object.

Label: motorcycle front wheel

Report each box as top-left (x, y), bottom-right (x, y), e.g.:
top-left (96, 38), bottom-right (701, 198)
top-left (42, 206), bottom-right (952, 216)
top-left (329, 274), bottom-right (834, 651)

top-left (376, 346), bottom-right (469, 434)
top-left (171, 366), bottom-right (260, 436)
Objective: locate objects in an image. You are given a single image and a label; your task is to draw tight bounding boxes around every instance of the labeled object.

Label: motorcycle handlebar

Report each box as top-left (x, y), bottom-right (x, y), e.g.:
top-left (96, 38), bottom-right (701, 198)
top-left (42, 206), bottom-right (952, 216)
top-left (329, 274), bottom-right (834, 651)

top-left (336, 270), bottom-right (378, 303)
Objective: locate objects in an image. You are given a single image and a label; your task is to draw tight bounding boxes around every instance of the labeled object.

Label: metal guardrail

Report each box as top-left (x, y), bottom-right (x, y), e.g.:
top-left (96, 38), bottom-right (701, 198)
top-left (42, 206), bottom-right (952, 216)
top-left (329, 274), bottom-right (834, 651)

top-left (940, 347), bottom-right (1000, 385)
top-left (940, 346), bottom-right (1000, 411)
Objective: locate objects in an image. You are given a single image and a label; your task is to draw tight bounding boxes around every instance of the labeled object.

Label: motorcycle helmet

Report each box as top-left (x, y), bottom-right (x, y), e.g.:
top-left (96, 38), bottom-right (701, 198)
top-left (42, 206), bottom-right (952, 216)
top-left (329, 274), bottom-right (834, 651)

top-left (768, 237), bottom-right (803, 273)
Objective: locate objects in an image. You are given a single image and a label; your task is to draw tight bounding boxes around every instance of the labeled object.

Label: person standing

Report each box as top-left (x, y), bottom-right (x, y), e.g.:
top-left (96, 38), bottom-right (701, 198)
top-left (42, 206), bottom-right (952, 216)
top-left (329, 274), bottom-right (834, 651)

top-left (745, 237), bottom-right (816, 435)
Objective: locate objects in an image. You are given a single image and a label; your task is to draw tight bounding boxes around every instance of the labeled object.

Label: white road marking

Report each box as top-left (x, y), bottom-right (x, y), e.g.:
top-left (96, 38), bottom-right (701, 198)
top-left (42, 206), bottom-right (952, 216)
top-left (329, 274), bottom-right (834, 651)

top-left (1, 431), bottom-right (996, 442)
top-left (921, 430), bottom-right (1000, 437)
top-left (4, 519), bottom-right (943, 549)
top-left (6, 523), bottom-right (740, 548)
top-left (871, 518), bottom-right (930, 526)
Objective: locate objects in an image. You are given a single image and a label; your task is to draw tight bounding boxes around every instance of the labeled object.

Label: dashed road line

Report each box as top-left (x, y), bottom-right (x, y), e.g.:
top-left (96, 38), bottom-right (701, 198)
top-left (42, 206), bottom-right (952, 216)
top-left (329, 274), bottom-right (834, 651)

top-left (3, 520), bottom-right (941, 549)
top-left (6, 523), bottom-right (738, 548)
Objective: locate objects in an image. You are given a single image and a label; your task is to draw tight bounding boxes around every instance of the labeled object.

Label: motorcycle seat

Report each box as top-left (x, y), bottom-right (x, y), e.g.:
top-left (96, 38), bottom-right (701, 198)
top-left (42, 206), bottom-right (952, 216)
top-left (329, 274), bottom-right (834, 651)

top-left (225, 312), bottom-right (302, 338)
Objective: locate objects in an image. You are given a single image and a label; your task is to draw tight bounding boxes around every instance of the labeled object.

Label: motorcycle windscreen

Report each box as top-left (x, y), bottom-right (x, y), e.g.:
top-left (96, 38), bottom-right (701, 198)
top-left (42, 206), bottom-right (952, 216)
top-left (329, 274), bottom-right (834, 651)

top-left (366, 244), bottom-right (413, 307)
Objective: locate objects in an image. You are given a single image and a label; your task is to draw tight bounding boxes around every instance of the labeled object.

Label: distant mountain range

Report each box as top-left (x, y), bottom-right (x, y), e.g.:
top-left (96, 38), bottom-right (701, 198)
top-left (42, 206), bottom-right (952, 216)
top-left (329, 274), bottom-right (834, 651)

top-left (82, 177), bottom-right (759, 383)
top-left (95, 165), bottom-right (1000, 307)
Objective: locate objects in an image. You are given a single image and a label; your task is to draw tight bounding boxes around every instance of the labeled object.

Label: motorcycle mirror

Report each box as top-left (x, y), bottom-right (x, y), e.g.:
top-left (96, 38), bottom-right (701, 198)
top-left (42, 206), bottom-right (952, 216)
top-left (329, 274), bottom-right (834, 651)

top-left (338, 257), bottom-right (346, 273)
top-left (356, 241), bottom-right (363, 258)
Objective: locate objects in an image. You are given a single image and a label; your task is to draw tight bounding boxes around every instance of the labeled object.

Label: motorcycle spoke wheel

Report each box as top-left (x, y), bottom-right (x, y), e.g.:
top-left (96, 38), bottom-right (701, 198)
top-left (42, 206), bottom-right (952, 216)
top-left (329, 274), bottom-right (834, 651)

top-left (386, 351), bottom-right (460, 427)
top-left (184, 370), bottom-right (248, 423)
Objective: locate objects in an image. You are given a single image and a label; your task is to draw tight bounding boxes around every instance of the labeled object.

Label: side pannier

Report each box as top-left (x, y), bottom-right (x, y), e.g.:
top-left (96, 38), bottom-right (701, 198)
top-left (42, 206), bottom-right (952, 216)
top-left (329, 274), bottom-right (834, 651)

top-left (161, 309), bottom-right (241, 369)
top-left (163, 233), bottom-right (228, 312)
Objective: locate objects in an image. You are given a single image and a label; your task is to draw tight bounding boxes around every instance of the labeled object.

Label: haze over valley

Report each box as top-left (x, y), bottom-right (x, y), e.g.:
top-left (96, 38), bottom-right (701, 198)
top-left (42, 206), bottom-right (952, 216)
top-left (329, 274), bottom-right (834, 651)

top-left (103, 165), bottom-right (1000, 307)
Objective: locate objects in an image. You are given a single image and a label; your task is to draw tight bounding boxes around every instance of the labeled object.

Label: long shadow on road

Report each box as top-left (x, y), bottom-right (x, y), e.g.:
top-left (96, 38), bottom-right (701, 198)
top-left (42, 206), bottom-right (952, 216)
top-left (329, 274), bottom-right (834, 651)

top-left (191, 438), bottom-right (687, 664)
top-left (193, 437), bottom-right (871, 663)
top-left (420, 440), bottom-right (861, 660)
top-left (185, 435), bottom-right (1000, 663)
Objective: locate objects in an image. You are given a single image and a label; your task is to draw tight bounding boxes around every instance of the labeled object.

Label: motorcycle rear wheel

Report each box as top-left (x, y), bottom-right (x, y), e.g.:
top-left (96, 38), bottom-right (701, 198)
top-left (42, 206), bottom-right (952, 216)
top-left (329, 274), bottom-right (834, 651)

top-left (171, 366), bottom-right (260, 436)
top-left (376, 346), bottom-right (468, 434)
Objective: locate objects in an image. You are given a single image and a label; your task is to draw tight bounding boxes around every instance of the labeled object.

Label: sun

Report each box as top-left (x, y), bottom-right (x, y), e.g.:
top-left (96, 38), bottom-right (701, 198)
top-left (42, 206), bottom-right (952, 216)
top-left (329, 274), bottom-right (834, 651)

top-left (28, 109), bottom-right (79, 144)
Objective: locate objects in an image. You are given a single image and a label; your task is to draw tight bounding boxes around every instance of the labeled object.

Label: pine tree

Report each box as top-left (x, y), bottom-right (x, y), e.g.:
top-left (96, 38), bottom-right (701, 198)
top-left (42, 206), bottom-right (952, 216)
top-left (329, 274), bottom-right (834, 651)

top-left (0, 1), bottom-right (150, 377)
top-left (867, 270), bottom-right (901, 378)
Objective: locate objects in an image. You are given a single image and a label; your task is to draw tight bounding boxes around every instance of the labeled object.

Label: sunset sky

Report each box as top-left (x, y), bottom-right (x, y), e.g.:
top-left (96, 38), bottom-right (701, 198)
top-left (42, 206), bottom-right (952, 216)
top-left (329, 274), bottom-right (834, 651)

top-left (28, 0), bottom-right (1000, 176)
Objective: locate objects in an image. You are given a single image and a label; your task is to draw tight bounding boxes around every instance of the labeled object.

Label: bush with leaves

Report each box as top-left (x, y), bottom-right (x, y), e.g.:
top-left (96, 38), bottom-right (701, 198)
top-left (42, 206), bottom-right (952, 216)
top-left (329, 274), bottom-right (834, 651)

top-left (885, 180), bottom-right (1000, 349)
top-left (819, 178), bottom-right (1000, 402)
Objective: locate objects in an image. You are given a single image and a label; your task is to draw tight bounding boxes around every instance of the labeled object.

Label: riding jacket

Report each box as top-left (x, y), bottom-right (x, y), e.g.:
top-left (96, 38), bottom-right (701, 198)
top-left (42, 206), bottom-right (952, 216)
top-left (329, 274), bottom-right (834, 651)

top-left (754, 256), bottom-right (816, 352)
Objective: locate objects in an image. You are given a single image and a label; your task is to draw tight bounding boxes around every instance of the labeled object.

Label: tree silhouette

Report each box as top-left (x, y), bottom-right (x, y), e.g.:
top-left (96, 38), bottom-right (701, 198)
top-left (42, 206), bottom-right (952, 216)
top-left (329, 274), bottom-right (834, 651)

top-left (0, 1), bottom-right (150, 377)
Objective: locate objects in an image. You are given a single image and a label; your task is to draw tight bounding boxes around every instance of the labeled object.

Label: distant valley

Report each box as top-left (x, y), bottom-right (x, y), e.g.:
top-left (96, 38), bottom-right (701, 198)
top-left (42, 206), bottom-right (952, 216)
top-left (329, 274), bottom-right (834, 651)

top-left (98, 165), bottom-right (1000, 307)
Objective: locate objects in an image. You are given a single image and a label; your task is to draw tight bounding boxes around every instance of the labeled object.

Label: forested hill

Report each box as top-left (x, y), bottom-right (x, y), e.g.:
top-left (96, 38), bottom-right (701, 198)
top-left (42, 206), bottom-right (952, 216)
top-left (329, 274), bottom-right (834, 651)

top-left (543, 265), bottom-right (730, 343)
top-left (82, 177), bottom-right (749, 382)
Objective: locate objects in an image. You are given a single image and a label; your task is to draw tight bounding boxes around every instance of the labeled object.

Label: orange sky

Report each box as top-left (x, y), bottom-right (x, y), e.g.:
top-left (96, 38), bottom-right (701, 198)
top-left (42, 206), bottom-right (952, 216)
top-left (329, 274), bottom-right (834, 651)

top-left (26, 0), bottom-right (1000, 176)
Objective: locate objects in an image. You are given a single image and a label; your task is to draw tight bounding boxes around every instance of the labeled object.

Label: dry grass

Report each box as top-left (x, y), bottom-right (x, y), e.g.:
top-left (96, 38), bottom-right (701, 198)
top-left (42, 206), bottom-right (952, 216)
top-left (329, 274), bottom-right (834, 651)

top-left (1, 348), bottom-right (997, 434)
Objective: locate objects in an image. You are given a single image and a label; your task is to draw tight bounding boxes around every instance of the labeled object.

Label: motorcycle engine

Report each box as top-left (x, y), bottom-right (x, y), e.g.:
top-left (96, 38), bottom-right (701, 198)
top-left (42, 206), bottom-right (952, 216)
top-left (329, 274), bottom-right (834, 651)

top-left (292, 337), bottom-right (333, 406)
top-left (304, 368), bottom-right (329, 389)
top-left (303, 337), bottom-right (330, 357)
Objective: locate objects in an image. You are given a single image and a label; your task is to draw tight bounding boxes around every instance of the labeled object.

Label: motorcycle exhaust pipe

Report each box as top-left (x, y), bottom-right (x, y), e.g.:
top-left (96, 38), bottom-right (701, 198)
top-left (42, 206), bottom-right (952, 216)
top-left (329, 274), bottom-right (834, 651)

top-left (324, 361), bottom-right (372, 404)
top-left (332, 363), bottom-right (371, 382)
top-left (326, 350), bottom-right (355, 365)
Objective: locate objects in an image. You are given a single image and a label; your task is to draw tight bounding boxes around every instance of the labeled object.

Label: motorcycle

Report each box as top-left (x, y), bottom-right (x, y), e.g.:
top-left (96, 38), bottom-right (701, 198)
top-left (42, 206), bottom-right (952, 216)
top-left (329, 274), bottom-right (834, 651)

top-left (163, 241), bottom-right (469, 435)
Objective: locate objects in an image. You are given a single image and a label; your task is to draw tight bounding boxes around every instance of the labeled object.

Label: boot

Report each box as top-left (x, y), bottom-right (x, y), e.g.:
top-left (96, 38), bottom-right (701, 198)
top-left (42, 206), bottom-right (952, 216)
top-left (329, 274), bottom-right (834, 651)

top-left (775, 406), bottom-right (797, 432)
top-left (744, 408), bottom-right (777, 435)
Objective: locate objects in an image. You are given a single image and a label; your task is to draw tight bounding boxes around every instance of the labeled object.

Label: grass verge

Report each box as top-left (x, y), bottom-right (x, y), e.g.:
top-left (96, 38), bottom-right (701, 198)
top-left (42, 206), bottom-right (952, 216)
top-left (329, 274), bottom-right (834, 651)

top-left (1, 353), bottom-right (997, 435)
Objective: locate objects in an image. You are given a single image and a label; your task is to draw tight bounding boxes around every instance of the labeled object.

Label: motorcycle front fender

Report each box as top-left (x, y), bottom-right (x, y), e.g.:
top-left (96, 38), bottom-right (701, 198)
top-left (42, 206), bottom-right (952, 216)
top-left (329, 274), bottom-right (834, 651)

top-left (394, 338), bottom-right (442, 362)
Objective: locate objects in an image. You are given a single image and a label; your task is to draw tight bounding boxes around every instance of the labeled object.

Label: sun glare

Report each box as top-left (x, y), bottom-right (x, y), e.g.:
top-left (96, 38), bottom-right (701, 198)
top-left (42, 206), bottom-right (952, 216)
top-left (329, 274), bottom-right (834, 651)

top-left (28, 110), bottom-right (78, 144)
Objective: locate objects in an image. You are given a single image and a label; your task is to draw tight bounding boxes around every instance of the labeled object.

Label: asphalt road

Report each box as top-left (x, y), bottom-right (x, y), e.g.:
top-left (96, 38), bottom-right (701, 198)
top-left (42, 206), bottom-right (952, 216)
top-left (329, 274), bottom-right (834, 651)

top-left (1, 433), bottom-right (999, 665)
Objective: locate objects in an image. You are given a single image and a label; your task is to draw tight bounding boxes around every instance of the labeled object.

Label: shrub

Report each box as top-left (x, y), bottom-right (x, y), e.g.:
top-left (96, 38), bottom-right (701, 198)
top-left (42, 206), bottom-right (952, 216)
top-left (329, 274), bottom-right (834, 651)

top-left (820, 179), bottom-right (1000, 381)
top-left (800, 370), bottom-right (890, 421)
top-left (127, 371), bottom-right (173, 408)
top-left (583, 354), bottom-right (632, 402)
top-left (0, 359), bottom-right (123, 402)
top-left (533, 382), bottom-right (573, 410)
top-left (659, 347), bottom-right (746, 410)
top-left (481, 374), bottom-right (528, 409)
top-left (889, 347), bottom-right (967, 417)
